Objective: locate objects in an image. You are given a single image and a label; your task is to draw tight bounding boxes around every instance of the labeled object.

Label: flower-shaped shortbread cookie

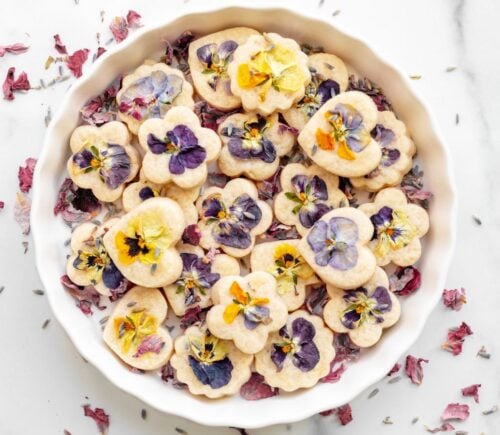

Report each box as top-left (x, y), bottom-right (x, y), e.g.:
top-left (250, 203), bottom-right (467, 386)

top-left (67, 121), bottom-right (140, 202)
top-left (250, 240), bottom-right (318, 311)
top-left (196, 178), bottom-right (272, 257)
top-left (217, 112), bottom-right (295, 181)
top-left (206, 272), bottom-right (288, 354)
top-left (323, 267), bottom-right (401, 347)
top-left (350, 111), bottom-right (416, 191)
top-left (299, 207), bottom-right (377, 289)
top-left (138, 106), bottom-right (221, 188)
top-left (298, 91), bottom-right (382, 177)
top-left (228, 33), bottom-right (311, 115)
top-left (116, 62), bottom-right (195, 134)
top-left (254, 310), bottom-right (334, 391)
top-left (170, 325), bottom-right (253, 398)
top-left (103, 197), bottom-right (184, 287)
top-left (359, 188), bottom-right (429, 266)
top-left (164, 244), bottom-right (240, 316)
top-left (274, 163), bottom-right (348, 236)
top-left (103, 286), bottom-right (173, 370)
top-left (188, 27), bottom-right (259, 111)
top-left (283, 53), bottom-right (349, 131)
top-left (67, 218), bottom-right (127, 296)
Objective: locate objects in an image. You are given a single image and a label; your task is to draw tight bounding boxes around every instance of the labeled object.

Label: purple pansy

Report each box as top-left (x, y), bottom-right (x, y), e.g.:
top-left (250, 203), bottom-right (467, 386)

top-left (73, 143), bottom-right (131, 189)
top-left (341, 286), bottom-right (392, 329)
top-left (365, 124), bottom-right (400, 178)
top-left (202, 193), bottom-right (262, 249)
top-left (138, 186), bottom-right (157, 201)
top-left (197, 40), bottom-right (238, 91)
top-left (271, 317), bottom-right (320, 372)
top-left (297, 68), bottom-right (340, 118)
top-left (118, 70), bottom-right (183, 120)
top-left (221, 116), bottom-right (277, 163)
top-left (285, 174), bottom-right (332, 228)
top-left (307, 217), bottom-right (359, 270)
top-left (243, 304), bottom-right (271, 330)
top-left (147, 124), bottom-right (207, 175)
top-left (176, 253), bottom-right (220, 307)
top-left (325, 103), bottom-right (371, 153)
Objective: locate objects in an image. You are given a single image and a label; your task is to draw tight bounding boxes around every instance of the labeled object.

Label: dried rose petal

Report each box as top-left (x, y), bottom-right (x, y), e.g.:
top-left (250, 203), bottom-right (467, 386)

top-left (256, 167), bottom-right (282, 201)
top-left (110, 16), bottom-right (128, 43)
top-left (319, 408), bottom-right (335, 417)
top-left (0, 201), bottom-right (4, 210)
top-left (240, 373), bottom-right (278, 400)
top-left (442, 288), bottom-right (466, 311)
top-left (442, 322), bottom-right (473, 356)
top-left (60, 275), bottom-right (105, 315)
top-left (181, 224), bottom-right (201, 246)
top-left (18, 157), bottom-right (37, 193)
top-left (207, 172), bottom-right (230, 188)
top-left (333, 333), bottom-right (361, 364)
top-left (96, 47), bottom-right (106, 59)
top-left (441, 403), bottom-right (470, 422)
top-left (322, 362), bottom-right (346, 383)
top-left (0, 43), bottom-right (29, 57)
top-left (133, 335), bottom-right (165, 357)
top-left (389, 266), bottom-right (421, 296)
top-left (160, 362), bottom-right (175, 382)
top-left (66, 49), bottom-right (89, 78)
top-left (3, 67), bottom-right (30, 100)
top-left (405, 355), bottom-right (429, 385)
top-left (426, 423), bottom-right (455, 433)
top-left (80, 77), bottom-right (121, 126)
top-left (387, 362), bottom-right (401, 376)
top-left (336, 404), bottom-right (353, 426)
top-left (461, 384), bottom-right (481, 403)
top-left (14, 192), bottom-right (31, 235)
top-left (305, 284), bottom-right (329, 316)
top-left (194, 101), bottom-right (237, 131)
top-left (126, 10), bottom-right (142, 27)
top-left (402, 185), bottom-right (433, 209)
top-left (83, 405), bottom-right (109, 434)
top-left (179, 306), bottom-right (206, 330)
top-left (347, 74), bottom-right (392, 111)
top-left (53, 34), bottom-right (67, 54)
top-left (262, 220), bottom-right (299, 241)
top-left (54, 178), bottom-right (102, 224)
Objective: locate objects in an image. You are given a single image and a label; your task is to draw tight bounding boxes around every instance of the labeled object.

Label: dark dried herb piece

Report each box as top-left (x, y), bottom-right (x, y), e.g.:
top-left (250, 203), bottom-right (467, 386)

top-left (347, 74), bottom-right (392, 111)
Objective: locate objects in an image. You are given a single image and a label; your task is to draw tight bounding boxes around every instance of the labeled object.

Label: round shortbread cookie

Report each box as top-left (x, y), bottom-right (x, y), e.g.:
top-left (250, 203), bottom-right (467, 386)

top-left (67, 121), bottom-right (140, 202)
top-left (350, 111), bottom-right (416, 191)
top-left (206, 272), bottom-right (288, 354)
top-left (116, 62), bottom-right (195, 135)
top-left (164, 243), bottom-right (240, 316)
top-left (217, 112), bottom-right (295, 181)
top-left (274, 163), bottom-right (348, 236)
top-left (196, 178), bottom-right (273, 258)
top-left (228, 33), bottom-right (311, 115)
top-left (283, 52), bottom-right (348, 131)
top-left (103, 286), bottom-right (173, 370)
top-left (170, 324), bottom-right (253, 398)
top-left (254, 310), bottom-right (335, 391)
top-left (323, 267), bottom-right (401, 348)
top-left (297, 91), bottom-right (382, 177)
top-left (358, 188), bottom-right (429, 266)
top-left (188, 27), bottom-right (260, 111)
top-left (250, 239), bottom-right (319, 311)
top-left (103, 197), bottom-right (185, 288)
top-left (66, 218), bottom-right (125, 296)
top-left (138, 106), bottom-right (221, 189)
top-left (298, 207), bottom-right (377, 289)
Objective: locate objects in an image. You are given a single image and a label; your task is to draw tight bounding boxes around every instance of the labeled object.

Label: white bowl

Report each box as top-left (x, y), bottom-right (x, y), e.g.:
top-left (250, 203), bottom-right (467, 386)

top-left (32, 1), bottom-right (457, 428)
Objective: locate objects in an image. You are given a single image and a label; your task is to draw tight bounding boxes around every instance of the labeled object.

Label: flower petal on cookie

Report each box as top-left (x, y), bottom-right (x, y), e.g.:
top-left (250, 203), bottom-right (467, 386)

top-left (317, 80), bottom-right (340, 104)
top-left (244, 304), bottom-right (271, 330)
top-left (213, 221), bottom-right (252, 249)
top-left (188, 355), bottom-right (233, 389)
top-left (133, 334), bottom-right (165, 358)
top-left (197, 43), bottom-right (217, 65)
top-left (102, 261), bottom-right (125, 289)
top-left (230, 193), bottom-right (262, 229)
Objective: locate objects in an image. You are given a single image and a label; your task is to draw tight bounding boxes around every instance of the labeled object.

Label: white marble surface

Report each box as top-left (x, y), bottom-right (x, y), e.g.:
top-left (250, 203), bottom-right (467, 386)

top-left (0, 0), bottom-right (499, 434)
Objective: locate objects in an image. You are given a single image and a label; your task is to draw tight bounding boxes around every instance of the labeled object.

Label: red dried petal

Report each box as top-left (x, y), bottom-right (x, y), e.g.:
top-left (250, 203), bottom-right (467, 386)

top-left (110, 16), bottom-right (128, 43)
top-left (53, 34), bottom-right (67, 54)
top-left (389, 266), bottom-right (421, 296)
top-left (319, 408), bottom-right (336, 416)
top-left (66, 49), bottom-right (89, 78)
top-left (336, 404), bottom-right (353, 426)
top-left (322, 362), bottom-right (346, 383)
top-left (3, 67), bottom-right (30, 100)
top-left (126, 10), bottom-right (142, 28)
top-left (240, 373), bottom-right (278, 400)
top-left (83, 405), bottom-right (110, 434)
top-left (333, 333), bottom-right (361, 364)
top-left (60, 275), bottom-right (105, 315)
top-left (18, 157), bottom-right (37, 193)
top-left (179, 306), bottom-right (206, 330)
top-left (181, 224), bottom-right (201, 246)
top-left (0, 201), bottom-right (4, 210)
top-left (441, 403), bottom-right (470, 421)
top-left (442, 288), bottom-right (466, 311)
top-left (96, 46), bottom-right (106, 59)
top-left (461, 384), bottom-right (481, 403)
top-left (133, 335), bottom-right (165, 357)
top-left (442, 322), bottom-right (473, 356)
top-left (426, 422), bottom-right (455, 433)
top-left (405, 355), bottom-right (429, 385)
top-left (387, 362), bottom-right (401, 376)
top-left (0, 43), bottom-right (29, 57)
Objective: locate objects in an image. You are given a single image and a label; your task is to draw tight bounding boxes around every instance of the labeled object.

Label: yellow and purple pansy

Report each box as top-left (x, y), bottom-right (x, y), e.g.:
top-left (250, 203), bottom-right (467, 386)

top-left (187, 331), bottom-right (233, 389)
top-left (270, 243), bottom-right (314, 295)
top-left (175, 253), bottom-right (221, 307)
top-left (72, 141), bottom-right (132, 189)
top-left (296, 69), bottom-right (340, 118)
top-left (146, 124), bottom-right (207, 175)
top-left (315, 103), bottom-right (371, 160)
top-left (201, 192), bottom-right (262, 249)
top-left (370, 206), bottom-right (417, 258)
top-left (271, 317), bottom-right (320, 372)
top-left (285, 174), bottom-right (333, 228)
top-left (340, 286), bottom-right (392, 329)
top-left (197, 40), bottom-right (238, 92)
top-left (220, 115), bottom-right (276, 163)
top-left (222, 281), bottom-right (271, 330)
top-left (307, 216), bottom-right (359, 270)
top-left (118, 70), bottom-right (183, 121)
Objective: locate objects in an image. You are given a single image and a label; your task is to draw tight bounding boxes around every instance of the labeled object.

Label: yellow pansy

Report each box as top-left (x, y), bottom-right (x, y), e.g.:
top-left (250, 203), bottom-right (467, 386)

top-left (189, 332), bottom-right (227, 363)
top-left (114, 309), bottom-right (158, 354)
top-left (222, 281), bottom-right (270, 324)
top-left (374, 209), bottom-right (417, 258)
top-left (271, 243), bottom-right (314, 294)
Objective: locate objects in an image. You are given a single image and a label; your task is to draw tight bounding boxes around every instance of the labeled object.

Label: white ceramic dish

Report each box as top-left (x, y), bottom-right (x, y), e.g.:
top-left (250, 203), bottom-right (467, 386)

top-left (32, 1), bottom-right (457, 428)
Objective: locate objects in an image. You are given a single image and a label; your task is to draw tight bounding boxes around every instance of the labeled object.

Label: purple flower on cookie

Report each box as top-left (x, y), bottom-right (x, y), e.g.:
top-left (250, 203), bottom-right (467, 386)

top-left (364, 124), bottom-right (400, 178)
top-left (296, 68), bottom-right (340, 118)
top-left (197, 40), bottom-right (238, 91)
top-left (341, 286), bottom-right (392, 329)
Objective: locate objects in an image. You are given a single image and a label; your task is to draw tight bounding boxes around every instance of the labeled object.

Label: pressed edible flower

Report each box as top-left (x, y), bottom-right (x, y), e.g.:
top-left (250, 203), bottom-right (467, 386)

top-left (270, 243), bottom-right (314, 294)
top-left (197, 40), bottom-right (238, 91)
top-left (296, 69), bottom-right (339, 118)
top-left (389, 265), bottom-right (421, 296)
top-left (240, 372), bottom-right (278, 400)
top-left (181, 224), bottom-right (201, 246)
top-left (340, 286), bottom-right (392, 329)
top-left (113, 309), bottom-right (158, 353)
top-left (54, 178), bottom-right (102, 224)
top-left (60, 274), bottom-right (105, 316)
top-left (133, 334), bottom-right (165, 358)
top-left (442, 322), bottom-right (473, 356)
